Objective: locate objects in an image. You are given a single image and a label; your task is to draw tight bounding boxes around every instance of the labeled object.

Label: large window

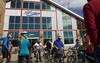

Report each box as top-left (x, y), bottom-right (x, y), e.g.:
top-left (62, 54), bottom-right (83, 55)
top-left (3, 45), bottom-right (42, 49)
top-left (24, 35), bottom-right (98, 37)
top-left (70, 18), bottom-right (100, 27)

top-left (11, 0), bottom-right (21, 8)
top-left (64, 31), bottom-right (73, 44)
top-left (9, 16), bottom-right (20, 30)
top-left (63, 13), bottom-right (72, 29)
top-left (22, 16), bottom-right (40, 30)
top-left (28, 31), bottom-right (40, 38)
top-left (42, 1), bottom-right (51, 10)
top-left (42, 17), bottom-right (52, 30)
top-left (9, 32), bottom-right (19, 39)
top-left (43, 31), bottom-right (52, 44)
top-left (23, 2), bottom-right (40, 9)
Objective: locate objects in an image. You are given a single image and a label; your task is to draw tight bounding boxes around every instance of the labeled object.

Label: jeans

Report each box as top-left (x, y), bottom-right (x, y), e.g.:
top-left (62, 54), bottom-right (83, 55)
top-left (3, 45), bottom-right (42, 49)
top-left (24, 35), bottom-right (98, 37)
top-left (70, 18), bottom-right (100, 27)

top-left (34, 49), bottom-right (41, 61)
top-left (18, 55), bottom-right (30, 63)
top-left (94, 47), bottom-right (100, 63)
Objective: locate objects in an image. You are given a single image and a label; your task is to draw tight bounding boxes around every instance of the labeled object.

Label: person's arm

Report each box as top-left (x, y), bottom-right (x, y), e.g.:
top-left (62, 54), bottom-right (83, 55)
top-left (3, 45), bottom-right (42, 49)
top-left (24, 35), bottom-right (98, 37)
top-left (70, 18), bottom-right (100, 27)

top-left (27, 40), bottom-right (30, 48)
top-left (83, 4), bottom-right (97, 46)
top-left (3, 37), bottom-right (9, 50)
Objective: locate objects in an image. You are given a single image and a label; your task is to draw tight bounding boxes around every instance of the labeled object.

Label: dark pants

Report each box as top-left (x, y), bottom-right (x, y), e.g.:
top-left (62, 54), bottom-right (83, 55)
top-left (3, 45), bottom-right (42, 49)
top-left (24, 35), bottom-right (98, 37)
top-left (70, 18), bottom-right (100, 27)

top-left (94, 47), bottom-right (100, 63)
top-left (34, 49), bottom-right (41, 61)
top-left (18, 55), bottom-right (30, 63)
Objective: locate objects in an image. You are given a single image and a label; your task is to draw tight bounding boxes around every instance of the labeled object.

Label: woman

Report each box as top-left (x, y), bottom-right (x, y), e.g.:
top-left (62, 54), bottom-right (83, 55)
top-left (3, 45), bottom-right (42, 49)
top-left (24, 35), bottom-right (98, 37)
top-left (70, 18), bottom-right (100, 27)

top-left (18, 32), bottom-right (30, 63)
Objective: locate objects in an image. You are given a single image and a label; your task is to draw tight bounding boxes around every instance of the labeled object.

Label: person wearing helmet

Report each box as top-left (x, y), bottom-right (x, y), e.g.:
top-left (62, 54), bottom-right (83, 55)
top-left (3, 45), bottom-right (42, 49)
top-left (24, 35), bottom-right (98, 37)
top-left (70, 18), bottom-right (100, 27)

top-left (73, 39), bottom-right (81, 49)
top-left (53, 36), bottom-right (64, 60)
top-left (18, 32), bottom-right (30, 63)
top-left (33, 39), bottom-right (42, 62)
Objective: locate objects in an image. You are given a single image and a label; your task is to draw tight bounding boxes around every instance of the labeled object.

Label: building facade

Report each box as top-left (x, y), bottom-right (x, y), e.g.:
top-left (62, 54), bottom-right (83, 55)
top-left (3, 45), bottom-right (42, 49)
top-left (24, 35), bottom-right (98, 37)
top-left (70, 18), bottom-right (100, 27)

top-left (0, 0), bottom-right (6, 37)
top-left (4, 0), bottom-right (84, 47)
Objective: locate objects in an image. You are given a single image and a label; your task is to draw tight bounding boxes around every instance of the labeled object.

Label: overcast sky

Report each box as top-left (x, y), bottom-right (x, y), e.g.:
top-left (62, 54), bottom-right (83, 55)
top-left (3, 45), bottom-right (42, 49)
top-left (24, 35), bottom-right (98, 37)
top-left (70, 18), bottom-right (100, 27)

top-left (52, 0), bottom-right (88, 17)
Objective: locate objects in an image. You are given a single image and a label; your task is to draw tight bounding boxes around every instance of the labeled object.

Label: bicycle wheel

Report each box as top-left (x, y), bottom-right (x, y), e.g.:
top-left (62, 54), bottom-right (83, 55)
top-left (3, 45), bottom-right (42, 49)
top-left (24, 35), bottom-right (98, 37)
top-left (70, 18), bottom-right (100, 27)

top-left (67, 55), bottom-right (75, 63)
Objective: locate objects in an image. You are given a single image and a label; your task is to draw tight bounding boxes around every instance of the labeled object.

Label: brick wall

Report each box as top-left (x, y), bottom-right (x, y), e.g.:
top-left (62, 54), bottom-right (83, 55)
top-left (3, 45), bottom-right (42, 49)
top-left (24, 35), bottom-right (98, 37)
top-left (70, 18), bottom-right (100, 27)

top-left (0, 0), bottom-right (6, 37)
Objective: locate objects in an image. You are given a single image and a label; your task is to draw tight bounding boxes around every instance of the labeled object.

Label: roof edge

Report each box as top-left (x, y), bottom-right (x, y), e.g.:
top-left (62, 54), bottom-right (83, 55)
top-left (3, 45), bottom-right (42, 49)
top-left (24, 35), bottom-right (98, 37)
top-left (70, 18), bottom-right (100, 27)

top-left (44, 0), bottom-right (84, 21)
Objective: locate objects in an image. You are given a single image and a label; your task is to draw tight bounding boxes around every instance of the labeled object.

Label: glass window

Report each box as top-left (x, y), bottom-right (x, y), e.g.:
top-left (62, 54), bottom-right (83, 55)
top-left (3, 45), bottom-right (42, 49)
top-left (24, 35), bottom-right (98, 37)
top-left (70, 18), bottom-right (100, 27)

top-left (42, 1), bottom-right (46, 9)
top-left (35, 24), bottom-right (40, 29)
top-left (47, 4), bottom-right (51, 9)
top-left (42, 17), bottom-right (46, 23)
top-left (47, 17), bottom-right (51, 24)
top-left (15, 16), bottom-right (20, 23)
top-left (63, 13), bottom-right (72, 30)
top-left (42, 17), bottom-right (52, 30)
top-left (42, 1), bottom-right (51, 10)
top-left (35, 3), bottom-right (40, 9)
top-left (15, 24), bottom-right (20, 29)
top-left (22, 24), bottom-right (28, 29)
top-left (10, 0), bottom-right (21, 8)
top-left (9, 16), bottom-right (14, 23)
top-left (9, 24), bottom-right (14, 29)
top-left (17, 0), bottom-right (21, 8)
top-left (64, 31), bottom-right (73, 44)
top-left (14, 32), bottom-right (19, 38)
top-left (29, 24), bottom-right (34, 29)
top-left (28, 32), bottom-right (40, 37)
top-left (11, 1), bottom-right (16, 8)
top-left (23, 17), bottom-right (28, 23)
top-left (29, 17), bottom-right (34, 23)
top-left (42, 24), bottom-right (46, 29)
top-left (29, 2), bottom-right (34, 9)
top-left (23, 2), bottom-right (28, 9)
top-left (35, 17), bottom-right (40, 23)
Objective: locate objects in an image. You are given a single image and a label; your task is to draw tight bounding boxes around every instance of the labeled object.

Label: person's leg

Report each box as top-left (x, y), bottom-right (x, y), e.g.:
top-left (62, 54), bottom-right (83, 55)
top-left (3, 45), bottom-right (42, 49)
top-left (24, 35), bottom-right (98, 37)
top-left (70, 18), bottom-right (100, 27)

top-left (39, 50), bottom-right (42, 61)
top-left (18, 56), bottom-right (24, 63)
top-left (26, 55), bottom-right (30, 63)
top-left (2, 49), bottom-right (8, 63)
top-left (8, 52), bottom-right (11, 61)
top-left (94, 47), bottom-right (100, 63)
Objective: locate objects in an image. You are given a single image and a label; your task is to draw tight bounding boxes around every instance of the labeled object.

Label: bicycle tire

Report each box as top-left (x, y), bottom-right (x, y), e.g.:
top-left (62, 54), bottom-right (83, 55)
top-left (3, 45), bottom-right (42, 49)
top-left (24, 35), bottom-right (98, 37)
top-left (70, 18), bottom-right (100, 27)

top-left (67, 55), bottom-right (75, 63)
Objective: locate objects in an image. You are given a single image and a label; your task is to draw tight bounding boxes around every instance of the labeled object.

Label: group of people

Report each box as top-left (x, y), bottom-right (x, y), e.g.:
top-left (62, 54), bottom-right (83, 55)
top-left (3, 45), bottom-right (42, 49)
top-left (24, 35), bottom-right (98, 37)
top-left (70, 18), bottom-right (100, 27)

top-left (0, 31), bottom-right (64, 63)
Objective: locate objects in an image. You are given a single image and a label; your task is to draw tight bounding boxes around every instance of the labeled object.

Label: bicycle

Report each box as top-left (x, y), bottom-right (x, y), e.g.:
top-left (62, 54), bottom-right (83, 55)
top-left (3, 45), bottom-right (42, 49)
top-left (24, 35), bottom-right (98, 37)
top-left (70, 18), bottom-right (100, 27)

top-left (51, 48), bottom-right (64, 63)
top-left (67, 48), bottom-right (84, 63)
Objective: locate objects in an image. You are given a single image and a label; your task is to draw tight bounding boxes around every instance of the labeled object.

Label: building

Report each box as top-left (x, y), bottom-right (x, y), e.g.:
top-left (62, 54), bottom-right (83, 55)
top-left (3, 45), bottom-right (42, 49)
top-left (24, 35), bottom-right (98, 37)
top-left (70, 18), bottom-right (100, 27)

top-left (4, 0), bottom-right (84, 47)
top-left (0, 0), bottom-right (14, 37)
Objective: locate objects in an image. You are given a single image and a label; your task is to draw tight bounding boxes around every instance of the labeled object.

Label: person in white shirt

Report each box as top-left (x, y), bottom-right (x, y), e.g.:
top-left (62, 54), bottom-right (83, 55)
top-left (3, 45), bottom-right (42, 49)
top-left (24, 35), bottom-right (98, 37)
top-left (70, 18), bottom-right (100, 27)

top-left (33, 40), bottom-right (42, 62)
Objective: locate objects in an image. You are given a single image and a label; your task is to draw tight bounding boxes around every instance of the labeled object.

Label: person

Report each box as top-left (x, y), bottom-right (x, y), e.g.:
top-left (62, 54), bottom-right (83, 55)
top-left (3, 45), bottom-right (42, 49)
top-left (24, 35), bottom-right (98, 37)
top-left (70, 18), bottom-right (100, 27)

top-left (53, 36), bottom-right (64, 60)
top-left (8, 41), bottom-right (13, 61)
top-left (83, 0), bottom-right (100, 62)
top-left (45, 39), bottom-right (52, 54)
top-left (73, 39), bottom-right (81, 49)
top-left (0, 32), bottom-right (12, 63)
top-left (84, 34), bottom-right (96, 63)
top-left (33, 39), bottom-right (42, 62)
top-left (18, 32), bottom-right (30, 63)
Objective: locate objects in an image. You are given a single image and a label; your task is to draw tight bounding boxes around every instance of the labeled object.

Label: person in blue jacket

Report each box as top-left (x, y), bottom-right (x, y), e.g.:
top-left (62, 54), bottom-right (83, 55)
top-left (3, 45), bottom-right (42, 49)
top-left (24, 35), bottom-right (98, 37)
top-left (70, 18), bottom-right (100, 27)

top-left (18, 32), bottom-right (30, 63)
top-left (0, 32), bottom-right (12, 63)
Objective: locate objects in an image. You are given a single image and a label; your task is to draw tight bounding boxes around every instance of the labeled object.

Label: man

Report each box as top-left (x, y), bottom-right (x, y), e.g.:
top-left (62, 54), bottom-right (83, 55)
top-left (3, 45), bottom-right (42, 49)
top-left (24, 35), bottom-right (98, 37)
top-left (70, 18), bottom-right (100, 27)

top-left (53, 36), bottom-right (64, 60)
top-left (83, 0), bottom-right (100, 62)
top-left (45, 39), bottom-right (51, 54)
top-left (73, 39), bottom-right (81, 49)
top-left (0, 32), bottom-right (12, 63)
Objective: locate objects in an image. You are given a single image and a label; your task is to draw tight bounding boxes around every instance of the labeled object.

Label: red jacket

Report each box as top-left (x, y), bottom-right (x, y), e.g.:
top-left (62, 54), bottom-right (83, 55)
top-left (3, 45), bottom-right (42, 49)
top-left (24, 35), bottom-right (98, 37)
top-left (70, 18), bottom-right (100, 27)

top-left (85, 35), bottom-right (94, 54)
top-left (83, 0), bottom-right (100, 47)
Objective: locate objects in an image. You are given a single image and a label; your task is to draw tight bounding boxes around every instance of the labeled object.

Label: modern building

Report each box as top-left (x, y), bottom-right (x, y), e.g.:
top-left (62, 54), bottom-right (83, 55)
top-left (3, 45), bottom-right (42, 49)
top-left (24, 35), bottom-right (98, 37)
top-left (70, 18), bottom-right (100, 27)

top-left (4, 0), bottom-right (84, 47)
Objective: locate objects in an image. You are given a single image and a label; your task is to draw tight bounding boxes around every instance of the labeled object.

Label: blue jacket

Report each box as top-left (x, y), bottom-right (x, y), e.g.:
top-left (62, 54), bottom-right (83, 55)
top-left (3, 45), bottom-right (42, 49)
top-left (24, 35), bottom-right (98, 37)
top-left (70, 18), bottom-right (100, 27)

top-left (0, 36), bottom-right (9, 50)
top-left (18, 38), bottom-right (30, 56)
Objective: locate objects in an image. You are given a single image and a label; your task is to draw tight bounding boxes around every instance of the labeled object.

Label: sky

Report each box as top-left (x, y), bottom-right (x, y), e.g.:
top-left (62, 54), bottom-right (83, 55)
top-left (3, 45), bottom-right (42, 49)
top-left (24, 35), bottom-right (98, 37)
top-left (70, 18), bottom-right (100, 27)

top-left (52, 0), bottom-right (88, 17)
